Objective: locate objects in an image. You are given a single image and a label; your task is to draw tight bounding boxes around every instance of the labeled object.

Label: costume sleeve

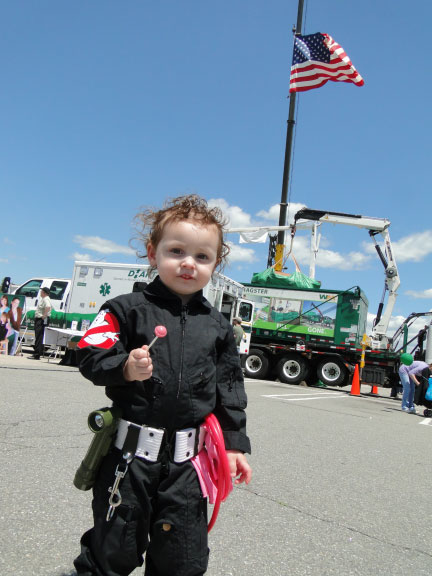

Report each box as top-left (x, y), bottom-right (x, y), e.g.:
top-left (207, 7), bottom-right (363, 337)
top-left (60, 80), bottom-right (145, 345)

top-left (213, 325), bottom-right (251, 454)
top-left (76, 307), bottom-right (130, 387)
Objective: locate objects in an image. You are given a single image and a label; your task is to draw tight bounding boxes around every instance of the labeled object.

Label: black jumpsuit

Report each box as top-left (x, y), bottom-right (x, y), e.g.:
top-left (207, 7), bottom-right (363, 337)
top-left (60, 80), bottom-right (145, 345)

top-left (73, 277), bottom-right (251, 576)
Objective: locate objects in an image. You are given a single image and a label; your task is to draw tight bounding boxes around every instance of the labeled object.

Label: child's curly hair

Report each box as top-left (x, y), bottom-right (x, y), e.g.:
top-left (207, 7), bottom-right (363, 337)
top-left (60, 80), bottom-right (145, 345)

top-left (134, 194), bottom-right (230, 269)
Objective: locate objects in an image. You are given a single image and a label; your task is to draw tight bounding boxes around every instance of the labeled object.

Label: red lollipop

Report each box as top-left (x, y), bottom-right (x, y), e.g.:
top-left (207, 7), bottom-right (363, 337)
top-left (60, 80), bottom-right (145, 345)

top-left (147, 325), bottom-right (167, 349)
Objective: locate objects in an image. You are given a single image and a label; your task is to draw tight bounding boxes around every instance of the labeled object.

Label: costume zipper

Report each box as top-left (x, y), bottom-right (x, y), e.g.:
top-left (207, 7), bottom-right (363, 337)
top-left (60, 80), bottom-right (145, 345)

top-left (177, 305), bottom-right (188, 398)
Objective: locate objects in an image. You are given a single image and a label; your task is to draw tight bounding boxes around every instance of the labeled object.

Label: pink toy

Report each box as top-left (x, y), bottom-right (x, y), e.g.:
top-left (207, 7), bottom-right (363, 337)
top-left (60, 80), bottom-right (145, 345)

top-left (147, 325), bottom-right (167, 349)
top-left (191, 414), bottom-right (233, 532)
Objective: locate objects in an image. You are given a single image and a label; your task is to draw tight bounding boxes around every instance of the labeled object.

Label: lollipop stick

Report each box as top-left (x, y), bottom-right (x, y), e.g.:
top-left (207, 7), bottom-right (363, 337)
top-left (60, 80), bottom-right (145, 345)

top-left (147, 336), bottom-right (158, 349)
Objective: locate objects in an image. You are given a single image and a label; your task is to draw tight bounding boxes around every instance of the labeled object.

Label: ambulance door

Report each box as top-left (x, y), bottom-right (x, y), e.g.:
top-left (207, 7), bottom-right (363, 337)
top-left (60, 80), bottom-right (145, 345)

top-left (235, 299), bottom-right (254, 355)
top-left (47, 280), bottom-right (70, 311)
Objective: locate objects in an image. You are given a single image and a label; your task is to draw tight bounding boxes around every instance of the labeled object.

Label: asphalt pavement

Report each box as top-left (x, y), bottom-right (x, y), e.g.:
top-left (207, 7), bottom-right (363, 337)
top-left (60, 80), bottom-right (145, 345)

top-left (1, 352), bottom-right (432, 576)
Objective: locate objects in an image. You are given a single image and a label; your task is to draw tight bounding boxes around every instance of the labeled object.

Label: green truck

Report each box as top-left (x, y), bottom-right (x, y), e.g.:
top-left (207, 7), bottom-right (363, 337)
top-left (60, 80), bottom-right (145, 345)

top-left (242, 278), bottom-right (401, 388)
top-left (238, 208), bottom-right (416, 389)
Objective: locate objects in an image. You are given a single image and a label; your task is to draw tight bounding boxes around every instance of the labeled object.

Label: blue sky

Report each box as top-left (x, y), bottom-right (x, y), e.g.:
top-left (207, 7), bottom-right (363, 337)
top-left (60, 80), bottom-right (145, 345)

top-left (1, 0), bottom-right (431, 339)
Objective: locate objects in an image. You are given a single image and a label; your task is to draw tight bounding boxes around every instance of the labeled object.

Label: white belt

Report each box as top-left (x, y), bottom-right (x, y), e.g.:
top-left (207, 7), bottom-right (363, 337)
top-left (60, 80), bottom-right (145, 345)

top-left (114, 418), bottom-right (206, 463)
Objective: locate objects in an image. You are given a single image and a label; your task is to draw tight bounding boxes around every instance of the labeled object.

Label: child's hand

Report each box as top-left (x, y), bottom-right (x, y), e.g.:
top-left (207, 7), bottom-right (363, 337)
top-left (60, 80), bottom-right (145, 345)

top-left (226, 450), bottom-right (252, 485)
top-left (123, 346), bottom-right (153, 382)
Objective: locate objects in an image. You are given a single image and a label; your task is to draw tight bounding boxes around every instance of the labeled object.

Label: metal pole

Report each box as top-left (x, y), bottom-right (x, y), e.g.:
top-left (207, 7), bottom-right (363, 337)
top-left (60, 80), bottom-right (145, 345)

top-left (275, 0), bottom-right (304, 271)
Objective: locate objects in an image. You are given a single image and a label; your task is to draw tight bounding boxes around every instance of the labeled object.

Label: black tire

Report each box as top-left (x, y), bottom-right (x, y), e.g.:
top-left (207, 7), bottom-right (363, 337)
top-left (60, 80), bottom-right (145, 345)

top-left (244, 349), bottom-right (270, 379)
top-left (317, 359), bottom-right (347, 387)
top-left (275, 353), bottom-right (309, 385)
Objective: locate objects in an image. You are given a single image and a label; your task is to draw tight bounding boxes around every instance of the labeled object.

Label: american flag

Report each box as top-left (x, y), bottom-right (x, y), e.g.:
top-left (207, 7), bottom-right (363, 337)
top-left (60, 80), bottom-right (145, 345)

top-left (289, 32), bottom-right (364, 93)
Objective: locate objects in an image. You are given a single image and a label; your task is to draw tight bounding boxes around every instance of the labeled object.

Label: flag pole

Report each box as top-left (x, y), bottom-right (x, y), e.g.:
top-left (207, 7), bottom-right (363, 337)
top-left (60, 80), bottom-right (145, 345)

top-left (274, 0), bottom-right (304, 272)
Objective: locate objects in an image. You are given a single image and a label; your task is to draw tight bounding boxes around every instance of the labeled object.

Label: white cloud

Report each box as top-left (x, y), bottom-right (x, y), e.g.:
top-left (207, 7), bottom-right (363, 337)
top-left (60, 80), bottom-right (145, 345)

top-left (210, 199), bottom-right (307, 230)
top-left (209, 199), bottom-right (374, 272)
top-left (280, 236), bottom-right (310, 267)
top-left (0, 257), bottom-right (8, 263)
top-left (3, 237), bottom-right (14, 245)
top-left (255, 204), bottom-right (279, 222)
top-left (72, 252), bottom-right (92, 262)
top-left (366, 312), bottom-right (432, 351)
top-left (289, 235), bottom-right (371, 270)
top-left (405, 288), bottom-right (432, 299)
top-left (74, 235), bottom-right (135, 256)
top-left (391, 231), bottom-right (432, 263)
top-left (208, 198), bottom-right (253, 228)
top-left (226, 242), bottom-right (257, 265)
top-left (316, 249), bottom-right (371, 270)
top-left (257, 202), bottom-right (306, 225)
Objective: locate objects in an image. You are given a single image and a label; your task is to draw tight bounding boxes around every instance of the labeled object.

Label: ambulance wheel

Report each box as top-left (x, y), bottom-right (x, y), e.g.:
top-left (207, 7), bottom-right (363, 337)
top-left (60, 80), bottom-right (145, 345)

top-left (317, 359), bottom-right (347, 387)
top-left (276, 354), bottom-right (309, 385)
top-left (244, 349), bottom-right (269, 379)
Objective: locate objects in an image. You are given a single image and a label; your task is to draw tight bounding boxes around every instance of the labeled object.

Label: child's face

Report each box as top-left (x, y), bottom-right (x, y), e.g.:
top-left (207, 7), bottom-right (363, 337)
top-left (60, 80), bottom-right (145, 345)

top-left (147, 219), bottom-right (219, 303)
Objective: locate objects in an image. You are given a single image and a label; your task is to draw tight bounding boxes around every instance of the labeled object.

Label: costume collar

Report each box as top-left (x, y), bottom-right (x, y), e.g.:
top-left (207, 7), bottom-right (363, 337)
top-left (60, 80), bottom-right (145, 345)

top-left (144, 276), bottom-right (212, 310)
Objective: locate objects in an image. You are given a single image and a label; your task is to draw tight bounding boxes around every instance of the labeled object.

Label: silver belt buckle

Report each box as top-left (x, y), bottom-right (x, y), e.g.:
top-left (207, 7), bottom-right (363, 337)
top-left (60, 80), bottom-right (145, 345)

top-left (174, 428), bottom-right (196, 463)
top-left (115, 419), bottom-right (165, 462)
top-left (136, 426), bottom-right (165, 462)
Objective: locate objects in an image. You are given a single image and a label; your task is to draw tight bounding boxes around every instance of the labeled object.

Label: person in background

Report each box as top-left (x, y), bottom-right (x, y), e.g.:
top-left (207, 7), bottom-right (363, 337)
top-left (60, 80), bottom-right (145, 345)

top-left (399, 353), bottom-right (430, 414)
top-left (232, 316), bottom-right (244, 348)
top-left (29, 287), bottom-right (51, 360)
top-left (7, 297), bottom-right (23, 356)
top-left (417, 325), bottom-right (428, 357)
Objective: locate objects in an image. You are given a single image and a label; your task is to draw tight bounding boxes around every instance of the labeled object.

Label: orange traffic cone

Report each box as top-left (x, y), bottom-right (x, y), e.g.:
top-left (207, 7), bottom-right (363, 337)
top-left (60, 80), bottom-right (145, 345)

top-left (350, 364), bottom-right (361, 396)
top-left (370, 385), bottom-right (378, 395)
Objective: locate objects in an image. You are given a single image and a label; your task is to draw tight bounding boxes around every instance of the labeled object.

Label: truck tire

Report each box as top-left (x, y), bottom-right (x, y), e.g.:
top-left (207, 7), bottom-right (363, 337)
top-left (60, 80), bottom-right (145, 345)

top-left (244, 349), bottom-right (269, 379)
top-left (276, 354), bottom-right (309, 385)
top-left (317, 359), bottom-right (347, 387)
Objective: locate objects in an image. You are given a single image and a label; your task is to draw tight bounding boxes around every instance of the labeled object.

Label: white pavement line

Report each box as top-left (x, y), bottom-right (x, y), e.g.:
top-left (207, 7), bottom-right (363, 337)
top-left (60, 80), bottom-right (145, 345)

top-left (263, 394), bottom-right (348, 402)
top-left (262, 392), bottom-right (344, 398)
top-left (263, 392), bottom-right (343, 398)
top-left (419, 419), bottom-right (432, 426)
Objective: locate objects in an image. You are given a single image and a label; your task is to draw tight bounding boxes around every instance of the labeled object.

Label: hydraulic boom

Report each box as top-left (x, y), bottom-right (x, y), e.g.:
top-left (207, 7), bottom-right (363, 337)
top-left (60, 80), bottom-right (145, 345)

top-left (294, 208), bottom-right (400, 350)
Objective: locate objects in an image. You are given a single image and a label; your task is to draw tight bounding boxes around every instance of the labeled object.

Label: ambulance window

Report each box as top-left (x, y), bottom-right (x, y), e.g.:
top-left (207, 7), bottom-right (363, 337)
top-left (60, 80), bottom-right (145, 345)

top-left (49, 281), bottom-right (69, 300)
top-left (238, 302), bottom-right (253, 323)
top-left (15, 280), bottom-right (42, 298)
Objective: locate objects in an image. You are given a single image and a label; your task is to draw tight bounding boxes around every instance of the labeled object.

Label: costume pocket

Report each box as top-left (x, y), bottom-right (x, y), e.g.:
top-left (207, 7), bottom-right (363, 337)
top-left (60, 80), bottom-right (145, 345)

top-left (136, 376), bottom-right (165, 401)
top-left (218, 364), bottom-right (247, 409)
top-left (150, 513), bottom-right (181, 572)
top-left (190, 364), bottom-right (217, 405)
top-left (150, 499), bottom-right (208, 574)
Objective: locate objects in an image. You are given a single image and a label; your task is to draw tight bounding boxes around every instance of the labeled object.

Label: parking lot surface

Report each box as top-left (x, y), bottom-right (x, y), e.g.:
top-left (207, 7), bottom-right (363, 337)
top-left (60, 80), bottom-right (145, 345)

top-left (1, 354), bottom-right (432, 575)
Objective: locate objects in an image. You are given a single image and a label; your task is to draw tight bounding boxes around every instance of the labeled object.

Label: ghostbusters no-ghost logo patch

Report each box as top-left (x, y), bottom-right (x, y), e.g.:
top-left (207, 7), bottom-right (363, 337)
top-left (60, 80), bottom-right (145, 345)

top-left (77, 310), bottom-right (120, 349)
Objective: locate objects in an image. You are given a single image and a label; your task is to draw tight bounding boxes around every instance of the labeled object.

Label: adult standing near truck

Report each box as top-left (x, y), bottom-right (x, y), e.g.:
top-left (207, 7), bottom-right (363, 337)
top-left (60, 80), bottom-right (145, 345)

top-left (399, 353), bottom-right (429, 414)
top-left (417, 325), bottom-right (428, 357)
top-left (232, 317), bottom-right (244, 347)
top-left (29, 287), bottom-right (51, 360)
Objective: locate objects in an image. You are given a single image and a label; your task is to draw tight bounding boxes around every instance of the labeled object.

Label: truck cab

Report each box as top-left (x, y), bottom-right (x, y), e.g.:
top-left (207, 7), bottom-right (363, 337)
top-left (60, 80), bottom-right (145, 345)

top-left (13, 278), bottom-right (71, 314)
